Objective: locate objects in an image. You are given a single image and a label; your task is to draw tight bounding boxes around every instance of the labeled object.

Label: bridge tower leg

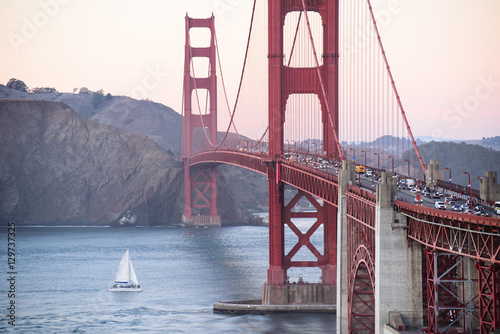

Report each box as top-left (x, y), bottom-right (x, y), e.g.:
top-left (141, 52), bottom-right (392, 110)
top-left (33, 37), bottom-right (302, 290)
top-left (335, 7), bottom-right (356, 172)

top-left (263, 0), bottom-right (339, 305)
top-left (182, 15), bottom-right (221, 227)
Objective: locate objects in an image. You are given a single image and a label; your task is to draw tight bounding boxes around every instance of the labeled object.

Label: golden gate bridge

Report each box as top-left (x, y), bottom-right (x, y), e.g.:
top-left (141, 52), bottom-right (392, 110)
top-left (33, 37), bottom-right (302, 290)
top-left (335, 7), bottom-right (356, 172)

top-left (179, 1), bottom-right (500, 333)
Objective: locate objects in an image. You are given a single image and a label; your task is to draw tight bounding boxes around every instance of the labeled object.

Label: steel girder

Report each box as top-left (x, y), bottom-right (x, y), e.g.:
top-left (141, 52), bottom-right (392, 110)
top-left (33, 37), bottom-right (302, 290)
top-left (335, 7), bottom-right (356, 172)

top-left (425, 249), bottom-right (478, 334)
top-left (399, 201), bottom-right (500, 333)
top-left (186, 150), bottom-right (268, 175)
top-left (279, 162), bottom-right (339, 207)
top-left (348, 246), bottom-right (376, 334)
top-left (346, 187), bottom-right (376, 334)
top-left (397, 201), bottom-right (500, 264)
top-left (282, 190), bottom-right (337, 283)
top-left (188, 150), bottom-right (340, 207)
top-left (477, 263), bottom-right (500, 333)
top-left (192, 169), bottom-right (213, 209)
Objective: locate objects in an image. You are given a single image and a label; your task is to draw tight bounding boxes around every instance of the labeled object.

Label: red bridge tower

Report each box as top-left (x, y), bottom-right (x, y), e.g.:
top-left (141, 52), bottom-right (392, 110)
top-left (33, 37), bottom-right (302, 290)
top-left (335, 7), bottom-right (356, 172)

top-left (182, 15), bottom-right (221, 227)
top-left (264, 0), bottom-right (340, 304)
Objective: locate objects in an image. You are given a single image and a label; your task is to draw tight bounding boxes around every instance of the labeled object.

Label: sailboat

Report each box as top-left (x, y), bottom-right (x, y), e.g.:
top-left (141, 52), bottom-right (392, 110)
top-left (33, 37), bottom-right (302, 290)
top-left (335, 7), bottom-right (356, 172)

top-left (109, 249), bottom-right (142, 292)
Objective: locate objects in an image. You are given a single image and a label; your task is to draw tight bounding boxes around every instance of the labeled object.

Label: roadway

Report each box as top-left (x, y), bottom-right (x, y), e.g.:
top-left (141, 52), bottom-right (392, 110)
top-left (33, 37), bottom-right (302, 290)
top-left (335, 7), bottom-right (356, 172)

top-left (282, 152), bottom-right (497, 217)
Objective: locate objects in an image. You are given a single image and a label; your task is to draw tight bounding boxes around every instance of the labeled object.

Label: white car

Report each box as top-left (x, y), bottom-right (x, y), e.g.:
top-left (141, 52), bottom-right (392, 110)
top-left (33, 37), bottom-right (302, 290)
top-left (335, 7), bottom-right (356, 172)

top-left (435, 202), bottom-right (446, 210)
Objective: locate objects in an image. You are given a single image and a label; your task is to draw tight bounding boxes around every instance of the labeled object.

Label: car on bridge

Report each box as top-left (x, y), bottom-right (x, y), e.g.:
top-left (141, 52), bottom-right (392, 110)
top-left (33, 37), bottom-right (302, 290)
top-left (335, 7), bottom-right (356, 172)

top-left (435, 202), bottom-right (446, 210)
top-left (356, 165), bottom-right (366, 174)
top-left (452, 205), bottom-right (462, 211)
top-left (474, 210), bottom-right (491, 217)
top-left (495, 201), bottom-right (500, 215)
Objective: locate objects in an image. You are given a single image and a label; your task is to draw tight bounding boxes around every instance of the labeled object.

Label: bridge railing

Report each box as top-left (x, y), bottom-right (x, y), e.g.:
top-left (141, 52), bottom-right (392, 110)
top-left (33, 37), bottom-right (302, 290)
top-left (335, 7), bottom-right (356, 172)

top-left (436, 179), bottom-right (480, 199)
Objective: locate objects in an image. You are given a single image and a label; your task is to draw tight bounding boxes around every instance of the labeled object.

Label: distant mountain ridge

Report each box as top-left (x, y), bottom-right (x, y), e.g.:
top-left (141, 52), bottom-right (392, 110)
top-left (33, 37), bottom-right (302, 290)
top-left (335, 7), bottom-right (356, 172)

top-left (417, 135), bottom-right (500, 151)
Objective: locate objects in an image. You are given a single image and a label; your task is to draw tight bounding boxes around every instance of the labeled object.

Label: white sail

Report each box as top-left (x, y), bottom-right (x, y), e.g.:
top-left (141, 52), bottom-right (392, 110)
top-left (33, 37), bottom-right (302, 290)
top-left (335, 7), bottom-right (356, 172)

top-left (129, 259), bottom-right (139, 285)
top-left (110, 249), bottom-right (142, 291)
top-left (114, 249), bottom-right (130, 283)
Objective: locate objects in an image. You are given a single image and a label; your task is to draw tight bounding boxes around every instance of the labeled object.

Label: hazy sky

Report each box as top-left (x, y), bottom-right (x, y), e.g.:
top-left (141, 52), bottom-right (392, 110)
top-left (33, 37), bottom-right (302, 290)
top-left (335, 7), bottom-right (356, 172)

top-left (1, 0), bottom-right (499, 140)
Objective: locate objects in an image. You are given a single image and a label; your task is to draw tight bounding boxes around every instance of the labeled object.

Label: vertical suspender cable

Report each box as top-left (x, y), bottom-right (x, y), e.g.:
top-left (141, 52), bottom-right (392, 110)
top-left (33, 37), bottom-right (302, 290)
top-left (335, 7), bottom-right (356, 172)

top-left (366, 0), bottom-right (426, 175)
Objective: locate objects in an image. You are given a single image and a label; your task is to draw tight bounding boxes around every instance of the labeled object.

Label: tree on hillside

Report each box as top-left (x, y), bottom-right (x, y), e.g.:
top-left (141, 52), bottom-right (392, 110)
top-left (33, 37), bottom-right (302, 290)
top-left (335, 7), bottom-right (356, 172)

top-left (31, 87), bottom-right (58, 94)
top-left (91, 89), bottom-right (104, 109)
top-left (6, 78), bottom-right (28, 92)
top-left (79, 87), bottom-right (92, 94)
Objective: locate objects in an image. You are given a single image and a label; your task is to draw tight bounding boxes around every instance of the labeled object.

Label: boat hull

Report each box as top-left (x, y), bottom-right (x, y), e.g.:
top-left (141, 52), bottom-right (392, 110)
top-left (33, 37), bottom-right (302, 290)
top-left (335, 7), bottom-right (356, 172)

top-left (109, 286), bottom-right (142, 292)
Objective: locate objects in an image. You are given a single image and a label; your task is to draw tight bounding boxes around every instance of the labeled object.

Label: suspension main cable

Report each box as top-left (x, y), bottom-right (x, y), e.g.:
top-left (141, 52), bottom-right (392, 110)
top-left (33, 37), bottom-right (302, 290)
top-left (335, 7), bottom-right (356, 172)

top-left (299, 0), bottom-right (344, 161)
top-left (365, 0), bottom-right (426, 175)
top-left (213, 0), bottom-right (268, 149)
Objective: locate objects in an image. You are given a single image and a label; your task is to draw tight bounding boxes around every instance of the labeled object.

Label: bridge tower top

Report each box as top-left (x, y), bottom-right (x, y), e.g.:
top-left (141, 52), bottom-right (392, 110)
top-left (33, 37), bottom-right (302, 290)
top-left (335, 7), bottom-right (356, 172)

top-left (268, 0), bottom-right (341, 160)
top-left (182, 14), bottom-right (217, 157)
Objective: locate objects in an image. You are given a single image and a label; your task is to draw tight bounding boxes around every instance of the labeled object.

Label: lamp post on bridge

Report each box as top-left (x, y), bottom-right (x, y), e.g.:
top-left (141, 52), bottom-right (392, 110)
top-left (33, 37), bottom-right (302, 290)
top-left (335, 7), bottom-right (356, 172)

top-left (462, 171), bottom-right (471, 204)
top-left (403, 159), bottom-right (410, 178)
top-left (444, 167), bottom-right (452, 191)
top-left (387, 156), bottom-right (394, 174)
top-left (473, 176), bottom-right (482, 204)
top-left (361, 150), bottom-right (367, 167)
top-left (374, 152), bottom-right (380, 171)
top-left (349, 148), bottom-right (356, 163)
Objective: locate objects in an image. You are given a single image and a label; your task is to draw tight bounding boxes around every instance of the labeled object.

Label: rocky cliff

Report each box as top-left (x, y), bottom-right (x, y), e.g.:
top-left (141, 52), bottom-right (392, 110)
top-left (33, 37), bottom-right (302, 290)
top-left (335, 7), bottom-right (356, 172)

top-left (0, 99), bottom-right (187, 225)
top-left (0, 85), bottom-right (270, 220)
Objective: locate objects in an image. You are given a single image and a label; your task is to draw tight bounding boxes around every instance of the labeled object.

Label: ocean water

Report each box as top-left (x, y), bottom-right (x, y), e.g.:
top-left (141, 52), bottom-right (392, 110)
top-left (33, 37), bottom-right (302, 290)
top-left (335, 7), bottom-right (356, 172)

top-left (1, 225), bottom-right (335, 333)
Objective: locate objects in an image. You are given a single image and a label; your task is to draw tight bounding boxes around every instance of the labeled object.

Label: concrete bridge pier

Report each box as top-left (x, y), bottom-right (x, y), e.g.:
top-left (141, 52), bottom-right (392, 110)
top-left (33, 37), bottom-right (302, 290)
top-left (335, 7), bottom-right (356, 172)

top-left (337, 160), bottom-right (356, 334)
top-left (375, 172), bottom-right (423, 332)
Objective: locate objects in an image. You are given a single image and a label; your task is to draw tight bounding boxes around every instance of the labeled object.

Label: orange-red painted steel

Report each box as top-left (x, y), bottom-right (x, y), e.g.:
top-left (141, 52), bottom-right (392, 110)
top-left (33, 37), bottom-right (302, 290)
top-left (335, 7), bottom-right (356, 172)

top-left (346, 186), bottom-right (376, 334)
top-left (183, 15), bottom-right (218, 218)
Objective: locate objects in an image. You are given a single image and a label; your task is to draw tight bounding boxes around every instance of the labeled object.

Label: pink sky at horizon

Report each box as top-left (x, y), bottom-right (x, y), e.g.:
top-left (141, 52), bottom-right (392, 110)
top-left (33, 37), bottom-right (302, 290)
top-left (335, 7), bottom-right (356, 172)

top-left (1, 0), bottom-right (499, 140)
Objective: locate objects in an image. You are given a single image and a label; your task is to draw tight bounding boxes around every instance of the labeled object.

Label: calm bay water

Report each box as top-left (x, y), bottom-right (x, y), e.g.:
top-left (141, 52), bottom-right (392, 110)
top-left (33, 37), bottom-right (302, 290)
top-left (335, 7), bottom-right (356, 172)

top-left (1, 225), bottom-right (335, 333)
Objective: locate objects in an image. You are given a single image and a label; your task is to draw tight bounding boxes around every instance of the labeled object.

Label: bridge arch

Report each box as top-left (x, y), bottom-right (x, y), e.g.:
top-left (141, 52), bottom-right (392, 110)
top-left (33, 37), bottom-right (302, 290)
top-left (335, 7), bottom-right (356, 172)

top-left (349, 245), bottom-right (375, 334)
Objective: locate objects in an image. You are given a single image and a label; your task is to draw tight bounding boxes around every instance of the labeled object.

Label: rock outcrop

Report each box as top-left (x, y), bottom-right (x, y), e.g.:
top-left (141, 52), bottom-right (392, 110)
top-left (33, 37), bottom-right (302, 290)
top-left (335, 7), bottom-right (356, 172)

top-left (0, 99), bottom-right (185, 225)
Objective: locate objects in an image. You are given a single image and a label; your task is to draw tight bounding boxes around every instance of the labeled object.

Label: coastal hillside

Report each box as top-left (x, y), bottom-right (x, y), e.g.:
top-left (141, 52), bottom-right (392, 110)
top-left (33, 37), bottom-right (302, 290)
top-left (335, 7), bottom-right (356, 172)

top-left (0, 83), bottom-right (270, 215)
top-left (0, 99), bottom-right (185, 225)
top-left (0, 99), bottom-right (250, 226)
top-left (0, 84), bottom-right (181, 153)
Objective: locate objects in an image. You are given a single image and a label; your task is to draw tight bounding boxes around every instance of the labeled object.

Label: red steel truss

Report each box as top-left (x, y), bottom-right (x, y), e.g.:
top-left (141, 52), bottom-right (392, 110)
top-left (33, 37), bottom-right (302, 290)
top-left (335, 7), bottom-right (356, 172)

top-left (399, 201), bottom-right (500, 333)
top-left (282, 190), bottom-right (337, 283)
top-left (182, 15), bottom-right (219, 221)
top-left (346, 186), bottom-right (376, 334)
top-left (398, 201), bottom-right (500, 264)
top-left (425, 249), bottom-right (479, 334)
top-left (477, 263), bottom-right (500, 334)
